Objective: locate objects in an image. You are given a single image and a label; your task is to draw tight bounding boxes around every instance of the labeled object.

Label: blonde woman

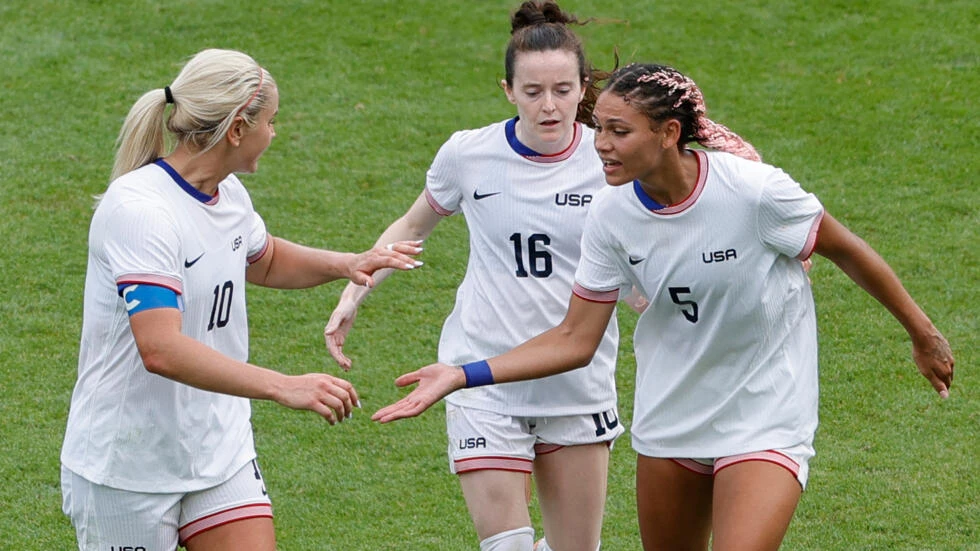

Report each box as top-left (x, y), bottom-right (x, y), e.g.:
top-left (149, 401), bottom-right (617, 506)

top-left (60, 48), bottom-right (421, 550)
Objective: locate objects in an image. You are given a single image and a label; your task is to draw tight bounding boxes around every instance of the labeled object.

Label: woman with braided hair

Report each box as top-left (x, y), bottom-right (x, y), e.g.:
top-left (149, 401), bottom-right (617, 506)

top-left (372, 62), bottom-right (955, 550)
top-left (324, 3), bottom-right (630, 550)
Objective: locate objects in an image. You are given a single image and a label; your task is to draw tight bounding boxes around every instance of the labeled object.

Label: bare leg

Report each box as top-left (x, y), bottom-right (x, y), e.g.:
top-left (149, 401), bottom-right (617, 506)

top-left (459, 469), bottom-right (534, 540)
top-left (711, 461), bottom-right (801, 551)
top-left (534, 443), bottom-right (609, 550)
top-left (636, 455), bottom-right (712, 551)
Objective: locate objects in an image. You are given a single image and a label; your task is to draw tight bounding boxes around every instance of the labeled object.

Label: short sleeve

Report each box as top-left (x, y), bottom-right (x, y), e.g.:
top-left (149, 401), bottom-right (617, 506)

top-left (245, 211), bottom-right (269, 264)
top-left (424, 134), bottom-right (462, 215)
top-left (574, 201), bottom-right (629, 295)
top-left (104, 200), bottom-right (183, 293)
top-left (758, 169), bottom-right (824, 260)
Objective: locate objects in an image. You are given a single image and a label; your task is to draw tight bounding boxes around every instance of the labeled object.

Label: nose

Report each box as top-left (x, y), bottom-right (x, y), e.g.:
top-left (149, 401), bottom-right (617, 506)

top-left (594, 130), bottom-right (610, 152)
top-left (542, 92), bottom-right (556, 113)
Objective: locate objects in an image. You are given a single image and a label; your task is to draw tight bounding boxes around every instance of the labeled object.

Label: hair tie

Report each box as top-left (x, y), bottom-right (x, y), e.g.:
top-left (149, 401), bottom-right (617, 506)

top-left (164, 86), bottom-right (174, 104)
top-left (528, 12), bottom-right (548, 25)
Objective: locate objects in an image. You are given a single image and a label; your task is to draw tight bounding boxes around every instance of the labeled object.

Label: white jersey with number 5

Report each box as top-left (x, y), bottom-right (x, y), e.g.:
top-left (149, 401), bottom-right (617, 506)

top-left (427, 118), bottom-right (619, 417)
top-left (575, 150), bottom-right (824, 457)
top-left (61, 160), bottom-right (269, 492)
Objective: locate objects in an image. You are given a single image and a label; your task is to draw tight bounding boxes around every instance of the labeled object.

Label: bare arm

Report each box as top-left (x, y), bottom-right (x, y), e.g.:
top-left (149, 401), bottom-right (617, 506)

top-left (324, 192), bottom-right (443, 369)
top-left (814, 212), bottom-right (954, 397)
top-left (245, 235), bottom-right (423, 289)
top-left (372, 294), bottom-right (617, 422)
top-left (130, 308), bottom-right (359, 423)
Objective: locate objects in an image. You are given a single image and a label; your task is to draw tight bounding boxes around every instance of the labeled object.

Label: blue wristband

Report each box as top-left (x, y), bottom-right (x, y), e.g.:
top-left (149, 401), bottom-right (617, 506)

top-left (462, 360), bottom-right (495, 388)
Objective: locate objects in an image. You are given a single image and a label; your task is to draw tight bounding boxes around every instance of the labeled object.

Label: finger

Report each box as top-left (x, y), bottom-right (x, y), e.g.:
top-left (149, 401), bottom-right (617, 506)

top-left (386, 240), bottom-right (424, 253)
top-left (339, 377), bottom-right (361, 410)
top-left (926, 374), bottom-right (950, 399)
top-left (325, 378), bottom-right (356, 418)
top-left (325, 337), bottom-right (352, 370)
top-left (394, 371), bottom-right (423, 388)
top-left (310, 400), bottom-right (339, 425)
top-left (318, 392), bottom-right (350, 422)
top-left (372, 400), bottom-right (421, 423)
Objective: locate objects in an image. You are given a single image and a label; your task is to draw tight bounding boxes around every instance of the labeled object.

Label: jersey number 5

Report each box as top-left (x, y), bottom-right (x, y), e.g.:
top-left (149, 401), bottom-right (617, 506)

top-left (509, 232), bottom-right (553, 278)
top-left (668, 286), bottom-right (699, 323)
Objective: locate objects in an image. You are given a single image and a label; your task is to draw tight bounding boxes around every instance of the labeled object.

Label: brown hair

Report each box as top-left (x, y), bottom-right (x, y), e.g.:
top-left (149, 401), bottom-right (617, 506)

top-left (505, 1), bottom-right (608, 125)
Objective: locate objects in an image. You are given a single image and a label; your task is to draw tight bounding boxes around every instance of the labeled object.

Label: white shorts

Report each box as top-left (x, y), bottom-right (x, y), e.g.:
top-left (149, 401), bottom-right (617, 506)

top-left (668, 441), bottom-right (815, 489)
top-left (446, 403), bottom-right (625, 474)
top-left (61, 460), bottom-right (273, 550)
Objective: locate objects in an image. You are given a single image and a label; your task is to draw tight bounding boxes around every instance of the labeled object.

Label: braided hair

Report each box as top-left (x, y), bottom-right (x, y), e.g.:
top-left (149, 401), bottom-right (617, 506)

top-left (604, 63), bottom-right (761, 161)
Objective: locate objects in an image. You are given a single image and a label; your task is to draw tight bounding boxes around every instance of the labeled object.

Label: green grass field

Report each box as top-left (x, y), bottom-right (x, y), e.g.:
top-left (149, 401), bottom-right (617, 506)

top-left (1, 0), bottom-right (976, 548)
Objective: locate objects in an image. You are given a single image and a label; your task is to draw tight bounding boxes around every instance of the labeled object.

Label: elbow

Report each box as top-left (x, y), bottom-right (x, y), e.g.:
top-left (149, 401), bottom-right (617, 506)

top-left (137, 343), bottom-right (175, 378)
top-left (570, 349), bottom-right (595, 369)
top-left (556, 326), bottom-right (600, 369)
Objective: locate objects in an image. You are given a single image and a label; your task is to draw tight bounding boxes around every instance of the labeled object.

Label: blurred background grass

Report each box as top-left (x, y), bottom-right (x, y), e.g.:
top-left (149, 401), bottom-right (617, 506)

top-left (0, 0), bottom-right (976, 548)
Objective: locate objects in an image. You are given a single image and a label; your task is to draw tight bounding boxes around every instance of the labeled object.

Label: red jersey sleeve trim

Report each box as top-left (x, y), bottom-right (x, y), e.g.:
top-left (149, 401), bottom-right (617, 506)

top-left (424, 188), bottom-right (455, 217)
top-left (116, 274), bottom-right (182, 294)
top-left (572, 283), bottom-right (618, 303)
top-left (797, 210), bottom-right (825, 261)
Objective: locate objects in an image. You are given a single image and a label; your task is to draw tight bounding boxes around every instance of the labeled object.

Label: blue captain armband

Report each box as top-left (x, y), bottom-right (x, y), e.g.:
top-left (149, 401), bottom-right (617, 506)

top-left (461, 360), bottom-right (495, 388)
top-left (117, 283), bottom-right (182, 315)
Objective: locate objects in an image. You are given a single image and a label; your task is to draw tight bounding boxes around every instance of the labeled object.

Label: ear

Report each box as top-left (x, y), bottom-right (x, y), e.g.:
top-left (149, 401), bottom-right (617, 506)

top-left (578, 77), bottom-right (588, 103)
top-left (502, 79), bottom-right (517, 105)
top-left (226, 116), bottom-right (247, 147)
top-left (662, 119), bottom-right (682, 149)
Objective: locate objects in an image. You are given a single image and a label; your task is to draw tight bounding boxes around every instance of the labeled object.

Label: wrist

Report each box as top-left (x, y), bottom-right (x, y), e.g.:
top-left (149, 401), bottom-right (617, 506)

top-left (461, 360), bottom-right (494, 388)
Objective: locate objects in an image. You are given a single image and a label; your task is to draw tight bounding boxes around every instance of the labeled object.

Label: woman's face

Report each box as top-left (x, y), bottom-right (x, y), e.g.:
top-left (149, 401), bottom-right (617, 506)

top-left (592, 89), bottom-right (665, 186)
top-left (235, 85), bottom-right (279, 174)
top-left (503, 49), bottom-right (584, 155)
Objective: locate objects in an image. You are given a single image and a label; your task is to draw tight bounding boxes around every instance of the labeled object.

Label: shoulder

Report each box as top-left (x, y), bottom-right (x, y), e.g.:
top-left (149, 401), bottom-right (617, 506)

top-left (588, 184), bottom-right (627, 215)
top-left (444, 120), bottom-right (508, 147)
top-left (217, 173), bottom-right (252, 203)
top-left (703, 150), bottom-right (794, 195)
top-left (99, 164), bottom-right (172, 212)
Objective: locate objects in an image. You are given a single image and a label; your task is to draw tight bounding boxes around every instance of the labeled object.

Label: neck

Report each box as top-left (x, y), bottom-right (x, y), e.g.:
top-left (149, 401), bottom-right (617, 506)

top-left (638, 149), bottom-right (699, 206)
top-left (515, 118), bottom-right (575, 156)
top-left (163, 145), bottom-right (232, 196)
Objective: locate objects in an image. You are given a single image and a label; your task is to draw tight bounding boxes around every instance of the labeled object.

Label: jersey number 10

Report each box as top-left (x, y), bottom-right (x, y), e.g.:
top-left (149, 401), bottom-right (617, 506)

top-left (207, 281), bottom-right (234, 331)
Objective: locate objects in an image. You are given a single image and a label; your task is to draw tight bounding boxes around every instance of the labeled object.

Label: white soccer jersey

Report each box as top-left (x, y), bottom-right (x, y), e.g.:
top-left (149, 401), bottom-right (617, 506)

top-left (61, 160), bottom-right (269, 492)
top-left (575, 150), bottom-right (824, 458)
top-left (428, 118), bottom-right (619, 416)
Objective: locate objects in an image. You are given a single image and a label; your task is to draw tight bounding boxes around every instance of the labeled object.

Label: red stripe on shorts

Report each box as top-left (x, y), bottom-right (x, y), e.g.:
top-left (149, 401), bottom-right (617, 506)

top-left (714, 450), bottom-right (800, 479)
top-left (454, 456), bottom-right (533, 474)
top-left (179, 503), bottom-right (273, 544)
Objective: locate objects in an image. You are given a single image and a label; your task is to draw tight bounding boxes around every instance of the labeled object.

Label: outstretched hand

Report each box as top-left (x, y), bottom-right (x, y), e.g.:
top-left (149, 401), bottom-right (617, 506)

top-left (912, 331), bottom-right (955, 399)
top-left (324, 301), bottom-right (357, 370)
top-left (349, 240), bottom-right (424, 288)
top-left (371, 363), bottom-right (466, 423)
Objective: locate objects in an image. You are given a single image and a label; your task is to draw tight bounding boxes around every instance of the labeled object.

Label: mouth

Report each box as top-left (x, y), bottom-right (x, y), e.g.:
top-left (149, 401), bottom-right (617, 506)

top-left (601, 159), bottom-right (622, 174)
top-left (540, 119), bottom-right (560, 128)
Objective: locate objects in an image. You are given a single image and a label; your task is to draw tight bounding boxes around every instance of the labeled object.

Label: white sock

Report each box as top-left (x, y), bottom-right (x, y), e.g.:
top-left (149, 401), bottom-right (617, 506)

top-left (479, 526), bottom-right (535, 551)
top-left (533, 537), bottom-right (601, 551)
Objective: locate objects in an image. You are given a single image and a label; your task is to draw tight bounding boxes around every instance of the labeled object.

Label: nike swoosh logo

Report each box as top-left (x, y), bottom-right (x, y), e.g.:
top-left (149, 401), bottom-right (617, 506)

top-left (473, 190), bottom-right (501, 201)
top-left (184, 252), bottom-right (205, 268)
top-left (628, 256), bottom-right (644, 265)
